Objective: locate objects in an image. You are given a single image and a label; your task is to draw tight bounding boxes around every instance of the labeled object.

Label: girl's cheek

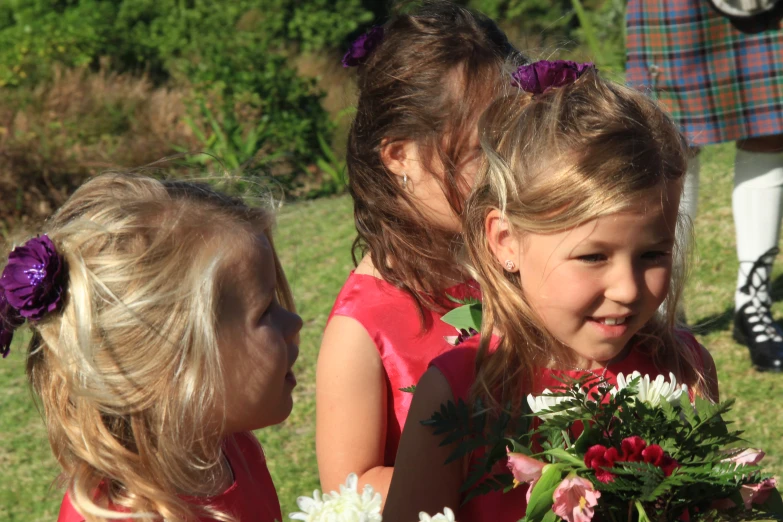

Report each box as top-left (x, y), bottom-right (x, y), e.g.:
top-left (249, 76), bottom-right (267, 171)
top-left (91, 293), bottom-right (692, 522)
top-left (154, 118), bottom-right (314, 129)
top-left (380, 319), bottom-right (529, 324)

top-left (646, 268), bottom-right (671, 295)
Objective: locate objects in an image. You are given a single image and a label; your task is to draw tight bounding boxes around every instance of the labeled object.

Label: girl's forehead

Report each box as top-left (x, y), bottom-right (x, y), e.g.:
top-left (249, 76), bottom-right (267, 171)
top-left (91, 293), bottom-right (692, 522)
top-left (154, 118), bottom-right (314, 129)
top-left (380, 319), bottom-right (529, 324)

top-left (219, 232), bottom-right (275, 296)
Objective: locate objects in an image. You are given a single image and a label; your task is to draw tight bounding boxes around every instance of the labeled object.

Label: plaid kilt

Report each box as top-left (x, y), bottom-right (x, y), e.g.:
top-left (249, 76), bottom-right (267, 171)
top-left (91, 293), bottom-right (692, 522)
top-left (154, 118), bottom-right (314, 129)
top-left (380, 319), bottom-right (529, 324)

top-left (626, 0), bottom-right (783, 146)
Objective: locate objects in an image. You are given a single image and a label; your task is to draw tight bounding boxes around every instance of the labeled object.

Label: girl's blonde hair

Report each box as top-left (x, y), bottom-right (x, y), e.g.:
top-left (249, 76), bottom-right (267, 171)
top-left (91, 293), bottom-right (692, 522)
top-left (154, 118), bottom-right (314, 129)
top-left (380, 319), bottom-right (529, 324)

top-left (464, 69), bottom-right (704, 416)
top-left (23, 173), bottom-right (293, 521)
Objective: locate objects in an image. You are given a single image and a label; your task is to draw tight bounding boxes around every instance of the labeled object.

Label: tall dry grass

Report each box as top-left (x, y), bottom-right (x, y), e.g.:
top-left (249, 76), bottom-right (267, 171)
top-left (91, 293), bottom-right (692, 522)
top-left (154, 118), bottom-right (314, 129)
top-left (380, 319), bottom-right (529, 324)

top-left (0, 67), bottom-right (198, 232)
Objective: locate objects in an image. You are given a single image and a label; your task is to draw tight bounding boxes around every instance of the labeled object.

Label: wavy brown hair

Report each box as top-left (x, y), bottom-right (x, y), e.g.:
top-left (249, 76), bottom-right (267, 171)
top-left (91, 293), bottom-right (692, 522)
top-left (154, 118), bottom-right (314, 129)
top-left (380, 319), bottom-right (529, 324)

top-left (23, 173), bottom-right (293, 521)
top-left (463, 69), bottom-right (707, 416)
top-left (347, 1), bottom-right (524, 313)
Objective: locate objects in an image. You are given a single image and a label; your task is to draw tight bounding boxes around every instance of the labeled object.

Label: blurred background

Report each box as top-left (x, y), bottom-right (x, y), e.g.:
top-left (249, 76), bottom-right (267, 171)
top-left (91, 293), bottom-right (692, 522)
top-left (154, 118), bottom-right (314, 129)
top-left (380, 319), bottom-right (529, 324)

top-left (0, 0), bottom-right (622, 233)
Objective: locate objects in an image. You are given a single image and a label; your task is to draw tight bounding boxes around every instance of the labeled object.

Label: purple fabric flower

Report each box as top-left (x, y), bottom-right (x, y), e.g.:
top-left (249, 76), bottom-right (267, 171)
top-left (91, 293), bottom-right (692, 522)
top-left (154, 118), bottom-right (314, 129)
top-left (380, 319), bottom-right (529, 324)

top-left (0, 291), bottom-right (23, 358)
top-left (0, 235), bottom-right (66, 321)
top-left (342, 26), bottom-right (384, 68)
top-left (511, 60), bottom-right (595, 95)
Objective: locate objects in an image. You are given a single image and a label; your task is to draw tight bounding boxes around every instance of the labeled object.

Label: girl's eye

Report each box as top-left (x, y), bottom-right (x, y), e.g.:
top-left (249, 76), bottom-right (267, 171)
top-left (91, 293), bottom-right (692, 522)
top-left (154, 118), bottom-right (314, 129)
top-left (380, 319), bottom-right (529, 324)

top-left (258, 300), bottom-right (276, 323)
top-left (642, 251), bottom-right (671, 262)
top-left (577, 254), bottom-right (606, 264)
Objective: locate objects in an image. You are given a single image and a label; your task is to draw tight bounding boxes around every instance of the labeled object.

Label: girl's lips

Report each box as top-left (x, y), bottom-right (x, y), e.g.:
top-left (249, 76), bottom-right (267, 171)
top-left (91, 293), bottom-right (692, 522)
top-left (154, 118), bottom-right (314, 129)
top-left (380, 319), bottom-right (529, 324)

top-left (285, 370), bottom-right (297, 387)
top-left (588, 316), bottom-right (631, 338)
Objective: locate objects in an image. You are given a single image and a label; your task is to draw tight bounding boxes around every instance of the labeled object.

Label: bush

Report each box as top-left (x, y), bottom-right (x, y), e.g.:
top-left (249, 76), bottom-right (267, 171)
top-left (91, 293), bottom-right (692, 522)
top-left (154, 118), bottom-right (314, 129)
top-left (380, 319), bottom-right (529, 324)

top-left (465, 0), bottom-right (574, 39)
top-left (0, 0), bottom-right (374, 198)
top-left (0, 0), bottom-right (117, 87)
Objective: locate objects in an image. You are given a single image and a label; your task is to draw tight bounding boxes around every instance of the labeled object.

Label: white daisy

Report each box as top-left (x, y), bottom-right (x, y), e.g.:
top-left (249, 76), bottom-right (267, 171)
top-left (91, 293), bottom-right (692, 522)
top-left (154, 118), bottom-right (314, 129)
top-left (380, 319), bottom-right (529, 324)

top-left (419, 507), bottom-right (457, 522)
top-left (289, 473), bottom-right (382, 522)
top-left (527, 389), bottom-right (580, 420)
top-left (611, 371), bottom-right (688, 408)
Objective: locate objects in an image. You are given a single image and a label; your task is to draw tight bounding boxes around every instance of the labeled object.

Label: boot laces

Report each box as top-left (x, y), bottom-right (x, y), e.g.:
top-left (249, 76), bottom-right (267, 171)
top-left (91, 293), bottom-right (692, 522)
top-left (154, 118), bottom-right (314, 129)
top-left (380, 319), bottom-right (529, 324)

top-left (739, 247), bottom-right (783, 343)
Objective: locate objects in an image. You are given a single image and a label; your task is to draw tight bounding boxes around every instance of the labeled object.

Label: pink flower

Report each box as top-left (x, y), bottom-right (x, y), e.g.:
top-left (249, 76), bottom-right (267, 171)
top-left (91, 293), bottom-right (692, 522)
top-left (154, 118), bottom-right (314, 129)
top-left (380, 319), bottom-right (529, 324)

top-left (727, 449), bottom-right (765, 466)
top-left (740, 478), bottom-right (777, 509)
top-left (584, 445), bottom-right (619, 483)
top-left (552, 476), bottom-right (601, 522)
top-left (507, 452), bottom-right (546, 484)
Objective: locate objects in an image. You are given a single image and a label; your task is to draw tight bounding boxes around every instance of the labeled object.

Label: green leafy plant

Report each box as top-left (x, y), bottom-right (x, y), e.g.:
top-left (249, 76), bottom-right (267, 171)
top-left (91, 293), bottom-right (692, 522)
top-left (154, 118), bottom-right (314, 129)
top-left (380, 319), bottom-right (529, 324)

top-left (179, 98), bottom-right (284, 172)
top-left (568, 0), bottom-right (627, 73)
top-left (466, 0), bottom-right (574, 39)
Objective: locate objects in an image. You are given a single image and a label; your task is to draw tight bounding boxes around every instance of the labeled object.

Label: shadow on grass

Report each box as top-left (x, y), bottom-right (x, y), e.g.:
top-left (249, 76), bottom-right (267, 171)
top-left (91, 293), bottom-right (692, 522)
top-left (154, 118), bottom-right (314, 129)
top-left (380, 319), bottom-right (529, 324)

top-left (690, 273), bottom-right (783, 336)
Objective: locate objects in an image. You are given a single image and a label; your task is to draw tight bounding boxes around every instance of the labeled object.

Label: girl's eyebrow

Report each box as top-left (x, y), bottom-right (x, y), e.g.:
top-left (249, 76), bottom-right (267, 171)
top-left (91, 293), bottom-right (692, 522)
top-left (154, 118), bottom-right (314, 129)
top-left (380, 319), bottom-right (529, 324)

top-left (574, 236), bottom-right (675, 250)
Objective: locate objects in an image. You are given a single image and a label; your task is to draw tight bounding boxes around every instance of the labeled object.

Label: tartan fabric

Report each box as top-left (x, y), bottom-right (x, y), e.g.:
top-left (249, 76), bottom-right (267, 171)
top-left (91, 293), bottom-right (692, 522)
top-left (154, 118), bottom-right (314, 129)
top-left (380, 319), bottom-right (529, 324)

top-left (626, 0), bottom-right (783, 146)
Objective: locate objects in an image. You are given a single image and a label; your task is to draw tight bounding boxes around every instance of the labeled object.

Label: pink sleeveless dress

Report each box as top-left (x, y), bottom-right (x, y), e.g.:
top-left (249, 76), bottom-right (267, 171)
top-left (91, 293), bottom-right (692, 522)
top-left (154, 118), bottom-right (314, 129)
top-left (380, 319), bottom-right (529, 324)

top-left (328, 271), bottom-right (480, 464)
top-left (57, 432), bottom-right (282, 522)
top-left (429, 332), bottom-right (704, 522)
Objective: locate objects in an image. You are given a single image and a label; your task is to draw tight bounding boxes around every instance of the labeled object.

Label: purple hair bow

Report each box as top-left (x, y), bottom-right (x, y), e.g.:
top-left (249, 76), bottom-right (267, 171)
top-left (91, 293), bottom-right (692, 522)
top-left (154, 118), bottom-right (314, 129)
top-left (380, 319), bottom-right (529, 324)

top-left (342, 26), bottom-right (384, 68)
top-left (512, 60), bottom-right (595, 95)
top-left (0, 234), bottom-right (67, 357)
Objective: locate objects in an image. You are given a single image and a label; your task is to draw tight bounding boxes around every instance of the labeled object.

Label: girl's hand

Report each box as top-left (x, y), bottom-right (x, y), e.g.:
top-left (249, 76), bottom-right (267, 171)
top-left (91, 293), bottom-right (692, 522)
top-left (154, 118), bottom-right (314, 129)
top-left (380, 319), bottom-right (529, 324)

top-left (382, 367), bottom-right (462, 522)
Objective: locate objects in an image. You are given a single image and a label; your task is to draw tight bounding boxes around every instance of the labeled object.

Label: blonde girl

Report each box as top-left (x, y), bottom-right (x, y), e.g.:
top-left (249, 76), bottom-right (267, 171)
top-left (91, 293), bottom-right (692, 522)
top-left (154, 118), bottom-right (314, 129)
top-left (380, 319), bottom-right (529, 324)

top-left (316, 0), bottom-right (523, 499)
top-left (1, 174), bottom-right (301, 521)
top-left (382, 63), bottom-right (719, 522)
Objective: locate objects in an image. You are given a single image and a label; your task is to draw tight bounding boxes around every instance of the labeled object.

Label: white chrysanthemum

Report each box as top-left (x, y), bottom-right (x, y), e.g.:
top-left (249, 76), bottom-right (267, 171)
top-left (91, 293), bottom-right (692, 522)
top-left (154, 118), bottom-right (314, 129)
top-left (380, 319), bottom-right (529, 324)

top-left (527, 389), bottom-right (579, 420)
top-left (289, 473), bottom-right (382, 522)
top-left (611, 371), bottom-right (688, 407)
top-left (418, 507), bottom-right (456, 522)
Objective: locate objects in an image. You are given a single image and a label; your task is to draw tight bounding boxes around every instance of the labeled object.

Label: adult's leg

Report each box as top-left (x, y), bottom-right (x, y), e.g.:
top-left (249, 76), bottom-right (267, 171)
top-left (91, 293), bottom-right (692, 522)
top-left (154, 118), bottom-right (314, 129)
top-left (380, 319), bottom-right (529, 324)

top-left (732, 134), bottom-right (783, 371)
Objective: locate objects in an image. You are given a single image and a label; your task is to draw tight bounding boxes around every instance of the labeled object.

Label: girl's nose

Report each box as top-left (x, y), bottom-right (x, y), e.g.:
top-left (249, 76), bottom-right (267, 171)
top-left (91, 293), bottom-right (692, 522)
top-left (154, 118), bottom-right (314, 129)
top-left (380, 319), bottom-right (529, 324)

top-left (605, 262), bottom-right (642, 305)
top-left (284, 308), bottom-right (304, 342)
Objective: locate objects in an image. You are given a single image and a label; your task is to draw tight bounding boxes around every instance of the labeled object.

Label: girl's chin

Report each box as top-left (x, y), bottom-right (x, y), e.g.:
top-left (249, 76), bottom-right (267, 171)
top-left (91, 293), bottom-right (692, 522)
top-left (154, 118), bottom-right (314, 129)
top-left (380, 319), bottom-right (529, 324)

top-left (569, 342), bottom-right (632, 369)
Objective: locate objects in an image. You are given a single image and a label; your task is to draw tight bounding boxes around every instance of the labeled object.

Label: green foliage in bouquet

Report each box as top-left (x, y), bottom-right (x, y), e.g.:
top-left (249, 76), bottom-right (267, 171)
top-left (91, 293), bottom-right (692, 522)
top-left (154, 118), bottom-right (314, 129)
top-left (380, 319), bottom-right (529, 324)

top-left (425, 373), bottom-right (783, 521)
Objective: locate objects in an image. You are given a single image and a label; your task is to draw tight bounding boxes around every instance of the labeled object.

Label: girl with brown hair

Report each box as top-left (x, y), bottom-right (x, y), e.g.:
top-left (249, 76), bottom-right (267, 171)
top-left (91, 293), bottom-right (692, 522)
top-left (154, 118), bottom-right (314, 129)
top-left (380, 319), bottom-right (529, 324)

top-left (315, 0), bottom-right (522, 499)
top-left (383, 62), bottom-right (719, 522)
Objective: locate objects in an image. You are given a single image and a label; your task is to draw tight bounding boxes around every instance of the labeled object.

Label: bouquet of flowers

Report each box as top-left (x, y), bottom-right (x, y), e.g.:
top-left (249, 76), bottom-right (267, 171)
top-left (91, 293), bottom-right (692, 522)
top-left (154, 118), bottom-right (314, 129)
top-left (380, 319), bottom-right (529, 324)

top-left (289, 473), bottom-right (455, 522)
top-left (425, 372), bottom-right (783, 522)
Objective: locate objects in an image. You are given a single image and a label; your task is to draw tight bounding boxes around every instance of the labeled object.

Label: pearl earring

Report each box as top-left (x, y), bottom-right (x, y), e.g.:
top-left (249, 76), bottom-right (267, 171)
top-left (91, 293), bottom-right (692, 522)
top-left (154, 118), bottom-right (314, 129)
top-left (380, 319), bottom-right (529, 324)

top-left (504, 260), bottom-right (516, 271)
top-left (402, 173), bottom-right (408, 189)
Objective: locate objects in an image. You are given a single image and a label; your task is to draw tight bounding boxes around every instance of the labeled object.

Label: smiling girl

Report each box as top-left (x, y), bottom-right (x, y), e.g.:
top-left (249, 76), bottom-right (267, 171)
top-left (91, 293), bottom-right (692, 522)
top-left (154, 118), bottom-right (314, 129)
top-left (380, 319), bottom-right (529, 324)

top-left (382, 62), bottom-right (719, 522)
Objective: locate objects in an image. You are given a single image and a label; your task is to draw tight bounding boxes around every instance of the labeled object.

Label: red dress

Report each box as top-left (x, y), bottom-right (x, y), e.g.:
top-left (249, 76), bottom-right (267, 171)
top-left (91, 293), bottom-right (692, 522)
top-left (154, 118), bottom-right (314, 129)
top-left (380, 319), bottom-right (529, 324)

top-left (429, 333), bottom-right (705, 522)
top-left (328, 271), bottom-right (480, 464)
top-left (57, 432), bottom-right (283, 522)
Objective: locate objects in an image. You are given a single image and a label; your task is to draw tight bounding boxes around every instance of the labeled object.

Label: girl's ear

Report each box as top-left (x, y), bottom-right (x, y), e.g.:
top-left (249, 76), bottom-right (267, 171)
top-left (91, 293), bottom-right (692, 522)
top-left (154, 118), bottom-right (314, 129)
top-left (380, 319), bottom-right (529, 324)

top-left (380, 138), bottom-right (422, 184)
top-left (485, 209), bottom-right (521, 272)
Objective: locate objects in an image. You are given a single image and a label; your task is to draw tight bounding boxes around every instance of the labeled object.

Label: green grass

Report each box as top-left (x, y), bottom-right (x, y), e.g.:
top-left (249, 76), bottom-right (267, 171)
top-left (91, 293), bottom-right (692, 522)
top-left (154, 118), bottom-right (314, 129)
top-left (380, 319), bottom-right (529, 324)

top-left (1, 144), bottom-right (782, 520)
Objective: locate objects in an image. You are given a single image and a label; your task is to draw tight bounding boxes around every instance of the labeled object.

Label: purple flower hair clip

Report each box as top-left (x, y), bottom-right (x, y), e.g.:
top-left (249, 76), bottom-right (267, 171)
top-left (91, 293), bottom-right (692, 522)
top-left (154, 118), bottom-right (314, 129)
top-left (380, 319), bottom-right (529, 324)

top-left (0, 234), bottom-right (67, 358)
top-left (342, 26), bottom-right (384, 68)
top-left (512, 60), bottom-right (595, 96)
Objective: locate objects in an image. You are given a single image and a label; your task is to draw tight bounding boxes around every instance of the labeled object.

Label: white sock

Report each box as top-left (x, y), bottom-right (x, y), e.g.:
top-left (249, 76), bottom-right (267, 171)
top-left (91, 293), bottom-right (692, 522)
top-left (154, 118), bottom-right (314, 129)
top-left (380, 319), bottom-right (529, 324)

top-left (733, 149), bottom-right (783, 310)
top-left (676, 154), bottom-right (700, 257)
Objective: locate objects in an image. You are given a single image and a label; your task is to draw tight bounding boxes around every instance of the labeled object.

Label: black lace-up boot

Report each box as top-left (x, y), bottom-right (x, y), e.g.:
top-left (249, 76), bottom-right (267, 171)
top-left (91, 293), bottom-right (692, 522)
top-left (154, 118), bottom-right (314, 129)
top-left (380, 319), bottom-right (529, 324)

top-left (733, 247), bottom-right (783, 372)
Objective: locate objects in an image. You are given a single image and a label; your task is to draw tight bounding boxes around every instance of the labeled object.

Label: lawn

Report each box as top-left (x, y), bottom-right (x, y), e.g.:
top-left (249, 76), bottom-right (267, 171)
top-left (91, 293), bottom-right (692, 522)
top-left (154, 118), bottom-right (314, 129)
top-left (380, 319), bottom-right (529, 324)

top-left (0, 142), bottom-right (781, 520)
